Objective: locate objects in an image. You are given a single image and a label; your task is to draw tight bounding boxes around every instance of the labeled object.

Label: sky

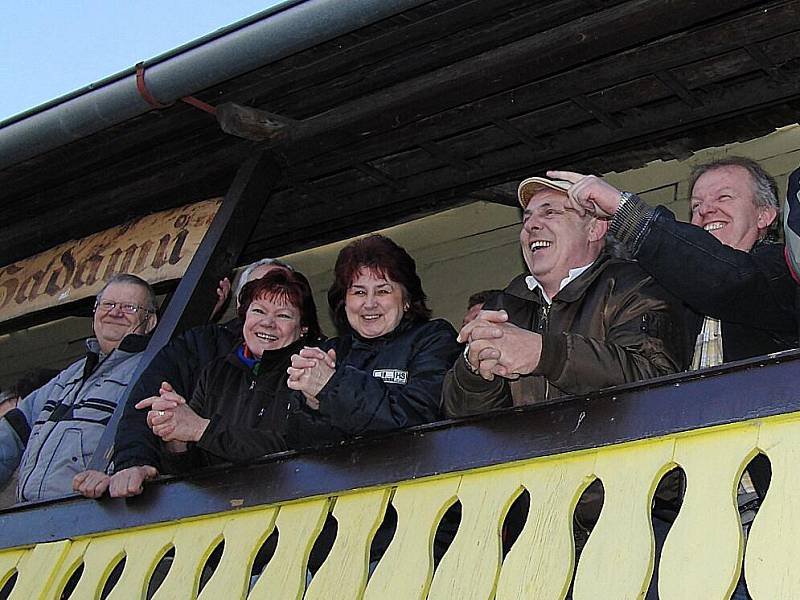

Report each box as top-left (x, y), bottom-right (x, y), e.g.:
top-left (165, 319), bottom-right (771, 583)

top-left (0, 1), bottom-right (285, 121)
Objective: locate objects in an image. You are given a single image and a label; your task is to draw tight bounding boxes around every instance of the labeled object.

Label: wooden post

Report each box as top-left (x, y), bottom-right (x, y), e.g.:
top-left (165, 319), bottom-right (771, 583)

top-left (87, 150), bottom-right (281, 471)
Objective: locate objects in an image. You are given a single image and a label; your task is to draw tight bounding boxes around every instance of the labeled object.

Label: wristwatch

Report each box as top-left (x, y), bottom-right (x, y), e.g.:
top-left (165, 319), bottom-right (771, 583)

top-left (463, 344), bottom-right (480, 375)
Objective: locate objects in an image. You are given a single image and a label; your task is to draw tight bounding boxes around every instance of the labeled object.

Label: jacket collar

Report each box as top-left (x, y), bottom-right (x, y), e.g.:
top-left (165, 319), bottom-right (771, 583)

top-left (505, 252), bottom-right (616, 305)
top-left (84, 333), bottom-right (149, 357)
top-left (229, 338), bottom-right (305, 372)
top-left (348, 316), bottom-right (418, 350)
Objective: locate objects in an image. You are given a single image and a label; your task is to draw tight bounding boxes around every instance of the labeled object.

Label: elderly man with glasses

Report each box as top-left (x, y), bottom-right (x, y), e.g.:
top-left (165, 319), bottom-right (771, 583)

top-left (0, 274), bottom-right (157, 502)
top-left (75, 258), bottom-right (300, 498)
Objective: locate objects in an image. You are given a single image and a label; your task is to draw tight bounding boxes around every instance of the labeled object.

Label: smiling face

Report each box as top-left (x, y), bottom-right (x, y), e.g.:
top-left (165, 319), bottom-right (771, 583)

top-left (93, 282), bottom-right (156, 354)
top-left (344, 268), bottom-right (407, 338)
top-left (690, 165), bottom-right (777, 252)
top-left (242, 294), bottom-right (303, 358)
top-left (520, 190), bottom-right (606, 299)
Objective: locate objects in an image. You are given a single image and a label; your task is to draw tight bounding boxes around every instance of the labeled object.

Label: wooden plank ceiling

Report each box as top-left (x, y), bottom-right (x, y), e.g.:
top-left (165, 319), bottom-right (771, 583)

top-left (1, 0), bottom-right (799, 268)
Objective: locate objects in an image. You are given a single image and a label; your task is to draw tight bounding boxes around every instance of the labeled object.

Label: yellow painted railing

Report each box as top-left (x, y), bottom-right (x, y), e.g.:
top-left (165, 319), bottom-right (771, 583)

top-left (2, 411), bottom-right (800, 599)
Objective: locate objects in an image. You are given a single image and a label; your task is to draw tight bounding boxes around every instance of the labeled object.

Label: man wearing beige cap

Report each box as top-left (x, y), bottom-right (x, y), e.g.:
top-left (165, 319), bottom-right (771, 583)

top-left (442, 175), bottom-right (689, 415)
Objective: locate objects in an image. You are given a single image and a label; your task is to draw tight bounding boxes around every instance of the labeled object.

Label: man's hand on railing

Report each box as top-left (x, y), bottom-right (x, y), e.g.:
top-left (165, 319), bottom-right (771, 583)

top-left (73, 469), bottom-right (110, 499)
top-left (108, 465), bottom-right (159, 498)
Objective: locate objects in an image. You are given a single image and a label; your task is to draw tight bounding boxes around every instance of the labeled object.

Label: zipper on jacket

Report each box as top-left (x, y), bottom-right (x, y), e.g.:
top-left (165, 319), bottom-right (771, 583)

top-left (539, 304), bottom-right (551, 399)
top-left (538, 304), bottom-right (551, 333)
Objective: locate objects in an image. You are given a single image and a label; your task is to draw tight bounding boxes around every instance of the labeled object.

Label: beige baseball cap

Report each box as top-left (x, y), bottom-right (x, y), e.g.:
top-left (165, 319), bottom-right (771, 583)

top-left (517, 176), bottom-right (571, 208)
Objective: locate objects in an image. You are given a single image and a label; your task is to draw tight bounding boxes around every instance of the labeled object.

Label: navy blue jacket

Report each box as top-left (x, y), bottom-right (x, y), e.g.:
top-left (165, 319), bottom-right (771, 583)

top-left (288, 318), bottom-right (460, 447)
top-left (611, 196), bottom-right (798, 361)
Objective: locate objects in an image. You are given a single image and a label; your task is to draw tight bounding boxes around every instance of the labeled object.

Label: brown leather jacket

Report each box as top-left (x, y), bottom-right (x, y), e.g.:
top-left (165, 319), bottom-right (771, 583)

top-left (442, 252), bottom-right (691, 416)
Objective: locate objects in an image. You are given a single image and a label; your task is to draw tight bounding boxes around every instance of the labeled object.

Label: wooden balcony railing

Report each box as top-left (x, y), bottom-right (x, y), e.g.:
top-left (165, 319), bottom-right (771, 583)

top-left (1, 352), bottom-right (799, 599)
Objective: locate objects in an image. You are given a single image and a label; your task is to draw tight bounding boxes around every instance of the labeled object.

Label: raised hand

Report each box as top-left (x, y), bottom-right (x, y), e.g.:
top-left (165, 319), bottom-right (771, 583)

top-left (547, 170), bottom-right (623, 218)
top-left (210, 277), bottom-right (232, 321)
top-left (137, 382), bottom-right (208, 443)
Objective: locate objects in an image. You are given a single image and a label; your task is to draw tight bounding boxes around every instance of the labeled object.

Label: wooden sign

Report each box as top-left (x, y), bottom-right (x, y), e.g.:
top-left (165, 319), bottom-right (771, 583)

top-left (0, 199), bottom-right (222, 324)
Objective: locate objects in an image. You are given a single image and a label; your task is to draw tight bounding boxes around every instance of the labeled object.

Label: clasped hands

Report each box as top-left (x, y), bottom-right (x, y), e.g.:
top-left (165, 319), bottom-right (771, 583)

top-left (458, 310), bottom-right (543, 381)
top-left (136, 381), bottom-right (209, 444)
top-left (287, 347), bottom-right (337, 410)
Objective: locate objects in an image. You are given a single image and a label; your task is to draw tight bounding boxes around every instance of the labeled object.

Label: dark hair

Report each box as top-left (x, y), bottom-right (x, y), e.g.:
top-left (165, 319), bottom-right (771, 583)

top-left (328, 234), bottom-right (431, 331)
top-left (237, 269), bottom-right (322, 342)
top-left (467, 289), bottom-right (502, 310)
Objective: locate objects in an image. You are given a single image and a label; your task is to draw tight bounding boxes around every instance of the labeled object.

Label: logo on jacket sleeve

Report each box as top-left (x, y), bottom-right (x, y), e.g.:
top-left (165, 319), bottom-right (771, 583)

top-left (372, 369), bottom-right (408, 385)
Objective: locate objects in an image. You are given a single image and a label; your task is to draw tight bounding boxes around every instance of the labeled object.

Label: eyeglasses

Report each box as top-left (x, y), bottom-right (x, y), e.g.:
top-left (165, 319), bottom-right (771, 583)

top-left (95, 300), bottom-right (153, 315)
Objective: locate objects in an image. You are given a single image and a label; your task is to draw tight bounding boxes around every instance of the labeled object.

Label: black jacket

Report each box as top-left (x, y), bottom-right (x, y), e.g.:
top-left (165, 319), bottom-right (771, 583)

top-left (610, 196), bottom-right (798, 361)
top-left (162, 339), bottom-right (304, 471)
top-left (288, 318), bottom-right (460, 446)
top-left (112, 319), bottom-right (240, 472)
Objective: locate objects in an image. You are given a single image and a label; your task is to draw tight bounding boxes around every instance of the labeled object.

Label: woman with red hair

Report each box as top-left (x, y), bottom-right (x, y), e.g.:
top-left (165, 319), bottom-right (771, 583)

top-left (138, 269), bottom-right (322, 474)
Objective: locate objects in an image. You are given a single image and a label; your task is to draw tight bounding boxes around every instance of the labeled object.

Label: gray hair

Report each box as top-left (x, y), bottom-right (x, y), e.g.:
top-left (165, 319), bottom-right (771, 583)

top-left (689, 156), bottom-right (779, 212)
top-left (235, 258), bottom-right (294, 298)
top-left (96, 274), bottom-right (157, 313)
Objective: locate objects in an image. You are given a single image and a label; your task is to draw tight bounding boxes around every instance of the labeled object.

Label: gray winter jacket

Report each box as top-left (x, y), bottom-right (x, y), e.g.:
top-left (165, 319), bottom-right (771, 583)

top-left (0, 335), bottom-right (147, 502)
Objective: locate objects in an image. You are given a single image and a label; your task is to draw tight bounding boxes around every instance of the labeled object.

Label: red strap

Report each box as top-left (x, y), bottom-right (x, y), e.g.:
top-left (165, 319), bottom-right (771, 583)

top-left (136, 62), bottom-right (216, 115)
top-left (180, 95), bottom-right (217, 115)
top-left (135, 62), bottom-right (171, 109)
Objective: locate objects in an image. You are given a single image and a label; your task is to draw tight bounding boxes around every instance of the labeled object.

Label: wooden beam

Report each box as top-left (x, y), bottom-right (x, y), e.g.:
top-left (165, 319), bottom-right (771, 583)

top-left (655, 70), bottom-right (704, 108)
top-left (571, 95), bottom-right (623, 129)
top-left (249, 70), bottom-right (800, 257)
top-left (418, 140), bottom-right (473, 172)
top-left (0, 141), bottom-right (249, 269)
top-left (86, 151), bottom-right (282, 471)
top-left (272, 0), bottom-right (765, 156)
top-left (353, 162), bottom-right (405, 190)
top-left (284, 0), bottom-right (798, 177)
top-left (264, 0), bottom-right (629, 118)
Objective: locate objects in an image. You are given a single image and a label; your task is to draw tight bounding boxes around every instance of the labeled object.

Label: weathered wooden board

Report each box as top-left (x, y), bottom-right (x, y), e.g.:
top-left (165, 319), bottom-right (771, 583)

top-left (0, 199), bottom-right (220, 324)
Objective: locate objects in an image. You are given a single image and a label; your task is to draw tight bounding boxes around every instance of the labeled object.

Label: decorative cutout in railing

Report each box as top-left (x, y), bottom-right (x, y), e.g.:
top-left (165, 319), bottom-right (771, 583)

top-left (1, 412), bottom-right (799, 599)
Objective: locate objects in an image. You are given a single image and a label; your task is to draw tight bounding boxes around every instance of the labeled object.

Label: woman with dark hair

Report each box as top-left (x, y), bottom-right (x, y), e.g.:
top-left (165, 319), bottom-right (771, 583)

top-left (137, 268), bottom-right (322, 474)
top-left (287, 233), bottom-right (460, 441)
top-left (287, 234), bottom-right (460, 571)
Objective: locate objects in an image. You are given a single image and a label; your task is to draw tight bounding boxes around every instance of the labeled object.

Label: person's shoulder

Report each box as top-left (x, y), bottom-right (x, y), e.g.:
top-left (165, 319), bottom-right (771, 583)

top-left (177, 321), bottom-right (234, 343)
top-left (751, 240), bottom-right (786, 260)
top-left (596, 254), bottom-right (648, 280)
top-left (168, 320), bottom-right (241, 355)
top-left (416, 318), bottom-right (458, 337)
top-left (503, 273), bottom-right (530, 295)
